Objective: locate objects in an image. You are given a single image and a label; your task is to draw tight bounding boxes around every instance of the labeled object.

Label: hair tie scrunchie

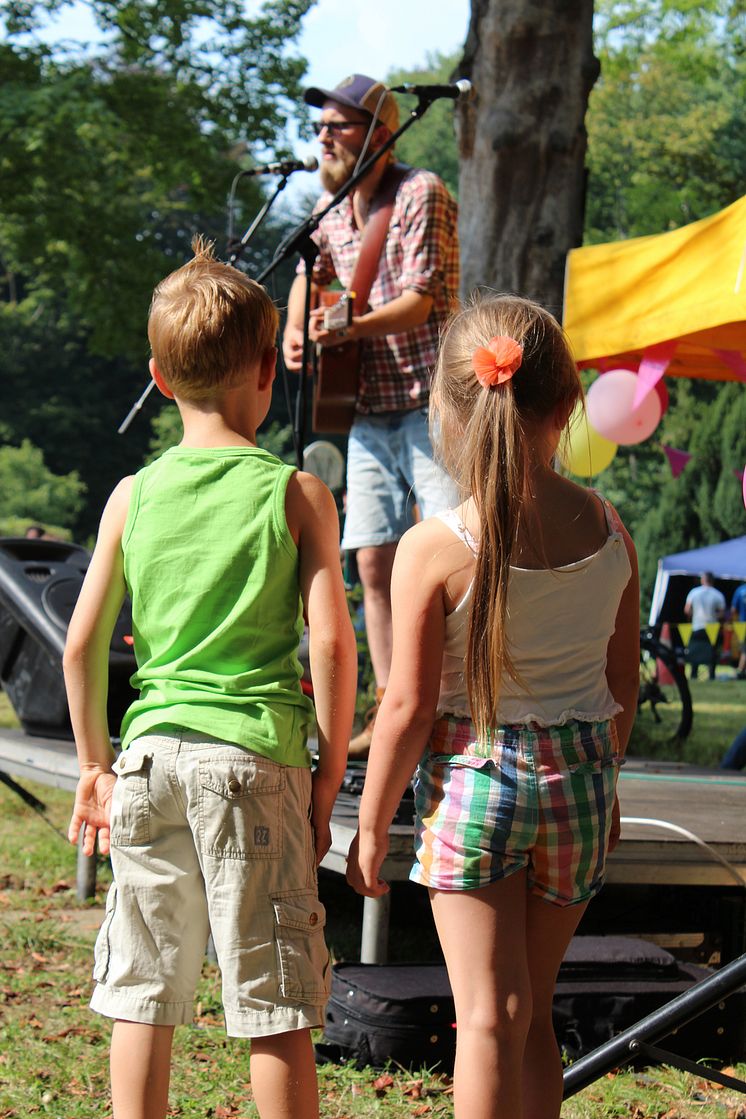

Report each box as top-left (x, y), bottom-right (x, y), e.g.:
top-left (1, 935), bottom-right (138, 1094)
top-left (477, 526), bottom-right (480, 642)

top-left (472, 335), bottom-right (523, 389)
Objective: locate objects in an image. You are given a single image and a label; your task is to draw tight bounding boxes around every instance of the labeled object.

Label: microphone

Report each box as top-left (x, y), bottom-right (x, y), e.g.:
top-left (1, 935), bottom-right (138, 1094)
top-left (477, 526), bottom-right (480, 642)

top-left (245, 156), bottom-right (319, 177)
top-left (389, 79), bottom-right (475, 102)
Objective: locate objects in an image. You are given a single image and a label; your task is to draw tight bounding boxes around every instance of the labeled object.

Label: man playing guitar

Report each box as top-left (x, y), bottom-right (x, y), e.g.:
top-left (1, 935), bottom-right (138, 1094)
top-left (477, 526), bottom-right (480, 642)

top-left (282, 73), bottom-right (459, 756)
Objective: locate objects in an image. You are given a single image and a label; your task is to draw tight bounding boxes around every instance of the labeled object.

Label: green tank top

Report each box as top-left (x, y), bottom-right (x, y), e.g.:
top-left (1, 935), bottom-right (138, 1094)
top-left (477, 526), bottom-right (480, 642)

top-left (119, 445), bottom-right (314, 766)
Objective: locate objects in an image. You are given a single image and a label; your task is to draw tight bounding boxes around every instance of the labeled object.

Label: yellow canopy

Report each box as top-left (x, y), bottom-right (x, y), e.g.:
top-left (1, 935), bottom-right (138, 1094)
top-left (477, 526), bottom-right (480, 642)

top-left (563, 194), bottom-right (746, 382)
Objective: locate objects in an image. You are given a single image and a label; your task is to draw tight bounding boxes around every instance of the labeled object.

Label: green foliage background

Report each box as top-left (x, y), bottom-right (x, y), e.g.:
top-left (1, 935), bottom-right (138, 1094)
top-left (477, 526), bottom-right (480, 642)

top-left (1, 0), bottom-right (745, 610)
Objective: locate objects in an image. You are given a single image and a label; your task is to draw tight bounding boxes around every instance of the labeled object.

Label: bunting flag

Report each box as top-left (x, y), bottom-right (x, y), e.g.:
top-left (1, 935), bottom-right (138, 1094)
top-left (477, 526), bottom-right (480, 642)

top-left (632, 340), bottom-right (677, 408)
top-left (677, 623), bottom-right (693, 647)
top-left (704, 623), bottom-right (722, 645)
top-left (715, 349), bottom-right (746, 383)
top-left (734, 622), bottom-right (746, 644)
top-left (662, 444), bottom-right (694, 478)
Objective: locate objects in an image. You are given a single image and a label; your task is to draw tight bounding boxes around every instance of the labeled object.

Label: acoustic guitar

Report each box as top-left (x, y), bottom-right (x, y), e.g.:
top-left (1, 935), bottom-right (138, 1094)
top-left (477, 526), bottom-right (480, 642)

top-left (311, 289), bottom-right (362, 434)
top-left (310, 163), bottom-right (408, 436)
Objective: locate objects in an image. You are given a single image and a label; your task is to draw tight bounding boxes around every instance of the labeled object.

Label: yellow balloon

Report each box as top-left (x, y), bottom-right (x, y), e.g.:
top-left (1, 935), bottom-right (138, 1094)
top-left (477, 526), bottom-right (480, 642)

top-left (558, 404), bottom-right (618, 477)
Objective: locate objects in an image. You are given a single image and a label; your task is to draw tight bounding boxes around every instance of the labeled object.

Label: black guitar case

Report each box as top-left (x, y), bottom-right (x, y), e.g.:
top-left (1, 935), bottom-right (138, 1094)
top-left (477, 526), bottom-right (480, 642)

top-left (317, 938), bottom-right (746, 1071)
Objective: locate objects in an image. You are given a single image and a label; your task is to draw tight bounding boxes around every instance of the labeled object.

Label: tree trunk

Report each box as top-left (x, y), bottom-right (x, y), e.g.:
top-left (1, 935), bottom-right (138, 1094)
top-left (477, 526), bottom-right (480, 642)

top-left (456, 0), bottom-right (598, 315)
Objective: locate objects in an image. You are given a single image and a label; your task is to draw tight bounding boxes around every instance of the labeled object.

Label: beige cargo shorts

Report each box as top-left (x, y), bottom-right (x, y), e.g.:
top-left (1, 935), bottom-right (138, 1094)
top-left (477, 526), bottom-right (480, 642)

top-left (90, 732), bottom-right (330, 1037)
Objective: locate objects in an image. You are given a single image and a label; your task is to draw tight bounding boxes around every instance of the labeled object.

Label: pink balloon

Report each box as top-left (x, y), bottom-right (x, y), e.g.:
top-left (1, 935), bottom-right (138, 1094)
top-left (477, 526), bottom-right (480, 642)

top-left (654, 376), bottom-right (669, 415)
top-left (586, 368), bottom-right (663, 445)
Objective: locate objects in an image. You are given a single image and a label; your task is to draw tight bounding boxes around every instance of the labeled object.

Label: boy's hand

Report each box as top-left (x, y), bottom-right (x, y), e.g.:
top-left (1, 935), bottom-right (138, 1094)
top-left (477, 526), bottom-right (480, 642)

top-left (68, 767), bottom-right (117, 857)
top-left (346, 829), bottom-right (390, 898)
top-left (310, 770), bottom-right (340, 865)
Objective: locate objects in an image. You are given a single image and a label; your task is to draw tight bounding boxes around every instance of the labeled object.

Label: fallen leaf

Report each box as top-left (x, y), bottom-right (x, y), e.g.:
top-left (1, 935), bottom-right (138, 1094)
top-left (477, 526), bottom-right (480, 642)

top-left (373, 1073), bottom-right (395, 1092)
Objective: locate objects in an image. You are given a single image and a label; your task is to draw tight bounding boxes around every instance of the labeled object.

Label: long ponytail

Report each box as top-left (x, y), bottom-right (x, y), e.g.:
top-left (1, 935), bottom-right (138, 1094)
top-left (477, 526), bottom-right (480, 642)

top-left (431, 294), bottom-right (581, 743)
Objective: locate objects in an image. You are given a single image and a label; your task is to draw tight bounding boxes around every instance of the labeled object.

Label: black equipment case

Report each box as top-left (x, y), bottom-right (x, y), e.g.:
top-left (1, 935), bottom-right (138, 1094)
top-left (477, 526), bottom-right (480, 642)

top-left (318, 938), bottom-right (746, 1071)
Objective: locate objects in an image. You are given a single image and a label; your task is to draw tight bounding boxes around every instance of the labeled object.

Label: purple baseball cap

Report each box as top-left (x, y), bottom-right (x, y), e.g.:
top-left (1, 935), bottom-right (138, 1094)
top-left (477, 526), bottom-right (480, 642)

top-left (304, 73), bottom-right (400, 134)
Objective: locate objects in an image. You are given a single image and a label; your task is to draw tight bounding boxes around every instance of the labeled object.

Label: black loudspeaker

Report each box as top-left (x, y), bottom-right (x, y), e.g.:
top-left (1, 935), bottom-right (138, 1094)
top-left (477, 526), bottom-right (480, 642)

top-left (0, 537), bottom-right (137, 739)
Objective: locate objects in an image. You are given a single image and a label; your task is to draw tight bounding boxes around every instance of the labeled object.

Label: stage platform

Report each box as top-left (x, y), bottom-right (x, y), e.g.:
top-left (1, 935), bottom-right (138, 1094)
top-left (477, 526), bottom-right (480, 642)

top-left (1, 729), bottom-right (744, 963)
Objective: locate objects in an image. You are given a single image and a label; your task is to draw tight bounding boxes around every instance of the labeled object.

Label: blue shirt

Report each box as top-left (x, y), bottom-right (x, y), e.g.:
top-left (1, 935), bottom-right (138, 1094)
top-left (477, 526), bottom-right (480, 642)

top-left (731, 584), bottom-right (746, 622)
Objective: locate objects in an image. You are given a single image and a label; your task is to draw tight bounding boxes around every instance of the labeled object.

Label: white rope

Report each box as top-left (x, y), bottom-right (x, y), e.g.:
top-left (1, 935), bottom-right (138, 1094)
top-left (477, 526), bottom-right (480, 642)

top-left (620, 816), bottom-right (746, 888)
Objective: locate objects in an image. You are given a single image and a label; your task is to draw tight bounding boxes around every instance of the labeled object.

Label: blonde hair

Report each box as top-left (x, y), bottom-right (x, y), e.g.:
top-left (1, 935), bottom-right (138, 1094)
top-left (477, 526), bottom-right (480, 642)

top-left (431, 293), bottom-right (582, 742)
top-left (147, 235), bottom-right (279, 402)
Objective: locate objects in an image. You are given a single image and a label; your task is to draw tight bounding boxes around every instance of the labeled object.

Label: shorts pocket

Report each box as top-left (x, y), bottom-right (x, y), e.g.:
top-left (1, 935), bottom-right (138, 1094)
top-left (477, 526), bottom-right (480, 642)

top-left (92, 882), bottom-right (117, 983)
top-left (198, 753), bottom-right (285, 860)
top-left (271, 890), bottom-right (330, 1005)
top-left (566, 753), bottom-right (622, 777)
top-left (565, 722), bottom-right (621, 777)
top-left (110, 749), bottom-right (152, 846)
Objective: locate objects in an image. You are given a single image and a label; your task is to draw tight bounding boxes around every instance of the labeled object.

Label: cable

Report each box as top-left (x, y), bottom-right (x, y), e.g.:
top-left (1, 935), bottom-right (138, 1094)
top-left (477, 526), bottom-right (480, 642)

top-left (353, 87), bottom-right (393, 178)
top-left (620, 815), bottom-right (746, 888)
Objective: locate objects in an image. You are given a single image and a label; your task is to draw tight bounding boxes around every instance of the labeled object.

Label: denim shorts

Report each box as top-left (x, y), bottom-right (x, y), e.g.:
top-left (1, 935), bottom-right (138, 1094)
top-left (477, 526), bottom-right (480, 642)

top-left (341, 409), bottom-right (458, 550)
top-left (90, 732), bottom-right (330, 1037)
top-left (410, 716), bottom-right (621, 905)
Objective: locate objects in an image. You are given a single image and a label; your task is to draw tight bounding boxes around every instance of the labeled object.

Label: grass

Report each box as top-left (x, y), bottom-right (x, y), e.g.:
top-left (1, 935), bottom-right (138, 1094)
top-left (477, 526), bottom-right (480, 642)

top-left (630, 673), bottom-right (746, 766)
top-left (1, 776), bottom-right (745, 1118)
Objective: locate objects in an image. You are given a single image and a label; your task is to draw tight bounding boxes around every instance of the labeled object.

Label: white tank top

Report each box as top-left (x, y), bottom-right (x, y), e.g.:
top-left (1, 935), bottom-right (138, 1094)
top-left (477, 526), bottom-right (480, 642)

top-left (436, 496), bottom-right (632, 726)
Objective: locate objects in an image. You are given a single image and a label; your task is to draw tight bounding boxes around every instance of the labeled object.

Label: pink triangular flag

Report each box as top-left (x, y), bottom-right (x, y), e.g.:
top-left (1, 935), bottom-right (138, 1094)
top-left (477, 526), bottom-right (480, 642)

top-left (662, 444), bottom-right (693, 479)
top-left (714, 349), bottom-right (746, 383)
top-left (633, 340), bottom-right (677, 409)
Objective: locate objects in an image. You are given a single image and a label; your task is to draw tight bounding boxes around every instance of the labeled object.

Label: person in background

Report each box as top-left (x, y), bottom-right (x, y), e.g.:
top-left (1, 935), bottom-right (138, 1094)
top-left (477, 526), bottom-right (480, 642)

top-left (64, 237), bottom-right (357, 1119)
top-left (729, 582), bottom-right (746, 679)
top-left (282, 73), bottom-right (459, 757)
top-left (720, 726), bottom-right (746, 770)
top-left (684, 572), bottom-right (726, 680)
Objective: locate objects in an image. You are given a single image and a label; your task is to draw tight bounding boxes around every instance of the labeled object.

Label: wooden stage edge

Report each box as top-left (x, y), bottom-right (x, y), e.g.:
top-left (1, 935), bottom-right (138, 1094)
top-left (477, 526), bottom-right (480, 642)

top-left (1, 728), bottom-right (745, 962)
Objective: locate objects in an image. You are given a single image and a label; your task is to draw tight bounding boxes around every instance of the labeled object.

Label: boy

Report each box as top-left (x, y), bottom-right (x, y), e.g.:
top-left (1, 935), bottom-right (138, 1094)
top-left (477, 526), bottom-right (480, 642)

top-left (63, 237), bottom-right (357, 1119)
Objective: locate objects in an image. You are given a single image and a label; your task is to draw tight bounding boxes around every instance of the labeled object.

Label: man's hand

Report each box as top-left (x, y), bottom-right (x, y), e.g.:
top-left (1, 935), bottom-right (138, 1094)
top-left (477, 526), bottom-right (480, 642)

top-left (68, 766), bottom-right (117, 857)
top-left (282, 323), bottom-right (305, 371)
top-left (309, 306), bottom-right (359, 349)
top-left (346, 829), bottom-right (390, 898)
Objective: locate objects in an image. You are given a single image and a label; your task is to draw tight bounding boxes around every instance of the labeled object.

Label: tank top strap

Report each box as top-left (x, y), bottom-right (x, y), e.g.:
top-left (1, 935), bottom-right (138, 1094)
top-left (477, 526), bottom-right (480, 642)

top-left (590, 489), bottom-right (622, 536)
top-left (435, 509), bottom-right (478, 554)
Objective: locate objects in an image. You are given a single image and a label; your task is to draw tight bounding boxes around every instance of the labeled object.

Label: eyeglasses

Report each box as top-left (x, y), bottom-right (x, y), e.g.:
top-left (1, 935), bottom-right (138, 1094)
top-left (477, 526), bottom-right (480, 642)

top-left (312, 120), bottom-right (371, 137)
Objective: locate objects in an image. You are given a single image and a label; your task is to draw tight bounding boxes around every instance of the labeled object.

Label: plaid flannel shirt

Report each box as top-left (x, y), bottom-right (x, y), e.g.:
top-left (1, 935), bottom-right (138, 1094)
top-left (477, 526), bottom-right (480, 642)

top-left (298, 167), bottom-right (459, 414)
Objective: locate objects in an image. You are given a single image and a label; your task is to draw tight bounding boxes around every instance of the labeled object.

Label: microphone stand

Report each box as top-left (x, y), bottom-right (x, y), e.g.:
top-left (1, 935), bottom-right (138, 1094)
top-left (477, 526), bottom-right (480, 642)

top-left (118, 93), bottom-right (440, 465)
top-left (228, 171), bottom-right (293, 268)
top-left (117, 171), bottom-right (293, 435)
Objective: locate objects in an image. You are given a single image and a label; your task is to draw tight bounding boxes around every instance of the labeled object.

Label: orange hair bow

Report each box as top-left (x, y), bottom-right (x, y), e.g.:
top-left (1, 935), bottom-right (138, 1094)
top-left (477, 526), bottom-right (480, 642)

top-left (472, 335), bottom-right (523, 389)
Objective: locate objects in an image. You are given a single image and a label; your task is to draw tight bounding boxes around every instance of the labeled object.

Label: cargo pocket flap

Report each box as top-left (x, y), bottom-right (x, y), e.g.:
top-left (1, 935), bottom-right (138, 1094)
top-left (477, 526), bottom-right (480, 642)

top-left (115, 750), bottom-right (152, 776)
top-left (272, 892), bottom-right (326, 933)
top-left (200, 757), bottom-right (285, 799)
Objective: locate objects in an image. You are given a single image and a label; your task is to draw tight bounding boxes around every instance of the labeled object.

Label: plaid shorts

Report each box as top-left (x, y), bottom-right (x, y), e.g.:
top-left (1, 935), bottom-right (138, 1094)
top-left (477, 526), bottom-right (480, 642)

top-left (410, 716), bottom-right (622, 905)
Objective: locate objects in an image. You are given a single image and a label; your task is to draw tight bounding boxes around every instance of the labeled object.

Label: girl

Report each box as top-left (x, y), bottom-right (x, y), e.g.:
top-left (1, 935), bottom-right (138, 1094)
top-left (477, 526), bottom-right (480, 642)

top-left (346, 295), bottom-right (640, 1119)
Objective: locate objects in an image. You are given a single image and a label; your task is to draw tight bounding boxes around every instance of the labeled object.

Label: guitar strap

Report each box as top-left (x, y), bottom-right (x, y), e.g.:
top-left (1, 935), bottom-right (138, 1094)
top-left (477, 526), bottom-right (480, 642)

top-left (349, 162), bottom-right (409, 316)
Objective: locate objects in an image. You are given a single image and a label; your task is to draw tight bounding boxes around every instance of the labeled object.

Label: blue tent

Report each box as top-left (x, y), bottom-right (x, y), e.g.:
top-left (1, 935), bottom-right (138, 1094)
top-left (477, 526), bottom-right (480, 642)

top-left (649, 537), bottom-right (746, 622)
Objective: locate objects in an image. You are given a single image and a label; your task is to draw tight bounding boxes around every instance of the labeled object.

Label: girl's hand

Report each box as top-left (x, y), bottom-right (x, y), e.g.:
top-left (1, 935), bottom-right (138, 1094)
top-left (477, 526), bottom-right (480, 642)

top-left (68, 767), bottom-right (117, 857)
top-left (346, 830), bottom-right (390, 898)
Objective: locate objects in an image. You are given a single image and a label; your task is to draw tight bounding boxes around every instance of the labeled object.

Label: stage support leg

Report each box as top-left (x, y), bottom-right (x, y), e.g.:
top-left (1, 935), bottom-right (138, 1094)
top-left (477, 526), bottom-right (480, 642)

top-left (76, 830), bottom-right (98, 901)
top-left (563, 953), bottom-right (746, 1099)
top-left (361, 894), bottom-right (391, 964)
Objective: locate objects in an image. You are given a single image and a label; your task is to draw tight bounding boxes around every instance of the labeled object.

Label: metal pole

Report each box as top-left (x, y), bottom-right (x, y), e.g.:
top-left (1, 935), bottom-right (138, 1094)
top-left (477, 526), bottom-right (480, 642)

top-left (76, 828), bottom-right (98, 901)
top-left (360, 894), bottom-right (391, 964)
top-left (563, 952), bottom-right (746, 1098)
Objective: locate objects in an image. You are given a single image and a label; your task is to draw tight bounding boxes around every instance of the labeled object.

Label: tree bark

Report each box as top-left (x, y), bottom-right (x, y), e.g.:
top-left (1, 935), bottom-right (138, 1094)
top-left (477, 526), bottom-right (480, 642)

top-left (456, 0), bottom-right (599, 315)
